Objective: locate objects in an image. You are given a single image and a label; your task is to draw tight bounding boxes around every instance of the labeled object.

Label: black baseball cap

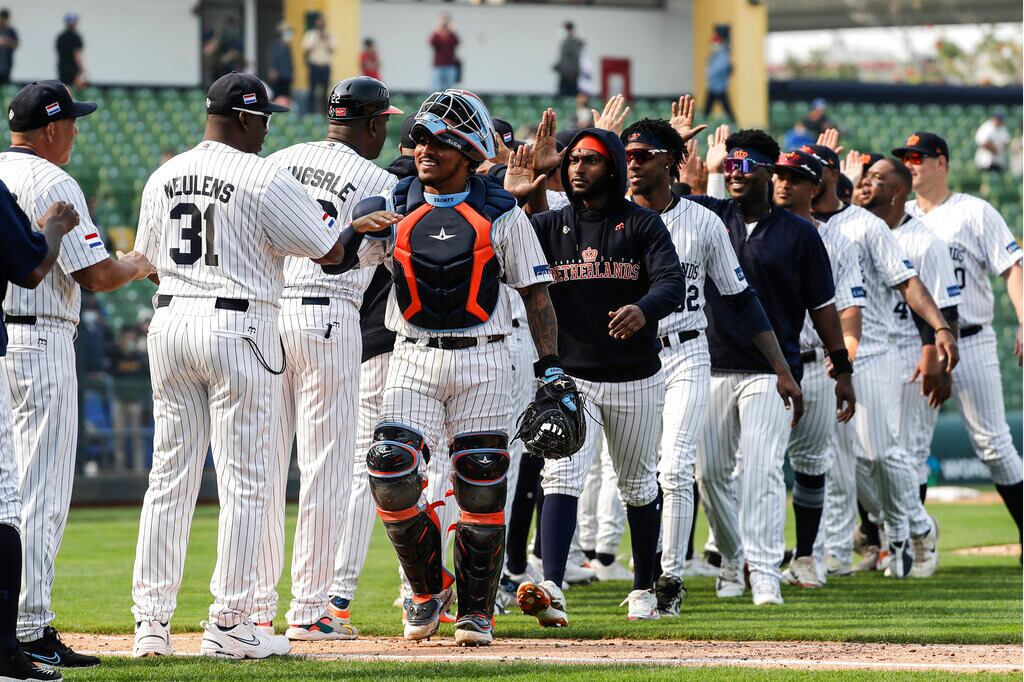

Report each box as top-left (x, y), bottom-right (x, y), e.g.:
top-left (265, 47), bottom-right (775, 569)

top-left (8, 80), bottom-right (96, 132)
top-left (837, 174), bottom-right (854, 202)
top-left (555, 128), bottom-right (580, 153)
top-left (205, 72), bottom-right (288, 116)
top-left (774, 150), bottom-right (822, 184)
top-left (399, 114), bottom-right (417, 149)
top-left (859, 151), bottom-right (885, 172)
top-left (492, 117), bottom-right (523, 151)
top-left (892, 131), bottom-right (949, 160)
top-left (799, 144), bottom-right (840, 171)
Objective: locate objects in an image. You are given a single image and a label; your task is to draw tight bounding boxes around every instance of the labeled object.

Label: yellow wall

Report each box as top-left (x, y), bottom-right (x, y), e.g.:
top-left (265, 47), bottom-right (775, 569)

top-left (691, 0), bottom-right (767, 128)
top-left (283, 0), bottom-right (361, 91)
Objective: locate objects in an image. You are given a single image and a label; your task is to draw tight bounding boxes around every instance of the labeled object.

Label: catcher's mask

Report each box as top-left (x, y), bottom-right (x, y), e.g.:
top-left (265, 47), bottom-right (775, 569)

top-left (411, 89), bottom-right (497, 163)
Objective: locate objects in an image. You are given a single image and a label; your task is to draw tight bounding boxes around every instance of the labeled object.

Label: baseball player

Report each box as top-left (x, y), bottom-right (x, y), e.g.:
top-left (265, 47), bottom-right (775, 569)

top-left (694, 128), bottom-right (852, 606)
top-left (251, 76), bottom-right (402, 640)
top-left (897, 131), bottom-right (1023, 543)
top-left (130, 73), bottom-right (345, 659)
top-left (575, 439), bottom-right (628, 581)
top-left (622, 117), bottom-right (797, 614)
top-left (803, 140), bottom-right (955, 580)
top-left (514, 125), bottom-right (687, 623)
top-left (770, 150), bottom-right (864, 588)
top-left (334, 88), bottom-right (558, 647)
top-left (0, 81), bottom-right (153, 669)
top-left (0, 189), bottom-right (79, 682)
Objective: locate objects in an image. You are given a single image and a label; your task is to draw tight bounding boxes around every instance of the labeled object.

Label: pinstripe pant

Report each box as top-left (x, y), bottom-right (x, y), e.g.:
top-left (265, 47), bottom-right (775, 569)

top-left (577, 438), bottom-right (626, 556)
top-left (331, 351), bottom-right (391, 601)
top-left (787, 354), bottom-right (836, 476)
top-left (698, 371), bottom-right (789, 583)
top-left (949, 329), bottom-right (1022, 485)
top-left (0, 364), bottom-right (16, 529)
top-left (4, 320), bottom-right (77, 641)
top-left (132, 302), bottom-right (283, 627)
top-left (894, 342), bottom-right (940, 484)
top-left (254, 299), bottom-right (361, 626)
top-left (657, 342), bottom-right (710, 580)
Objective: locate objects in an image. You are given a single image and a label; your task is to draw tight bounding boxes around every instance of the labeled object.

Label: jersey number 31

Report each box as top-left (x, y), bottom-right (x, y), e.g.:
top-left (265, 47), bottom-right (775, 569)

top-left (169, 202), bottom-right (220, 266)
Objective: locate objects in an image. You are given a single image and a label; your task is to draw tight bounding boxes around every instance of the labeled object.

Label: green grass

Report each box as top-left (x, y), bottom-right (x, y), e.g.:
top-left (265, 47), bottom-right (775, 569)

top-left (57, 659), bottom-right (1022, 681)
top-left (54, 500), bottom-right (1022, 645)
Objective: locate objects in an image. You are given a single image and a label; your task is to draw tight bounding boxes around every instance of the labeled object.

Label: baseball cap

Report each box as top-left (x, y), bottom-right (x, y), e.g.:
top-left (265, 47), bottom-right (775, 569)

top-left (492, 117), bottom-right (523, 151)
top-left (555, 128), bottom-right (580, 153)
top-left (399, 114), bottom-right (417, 149)
top-left (799, 144), bottom-right (840, 171)
top-left (859, 152), bottom-right (885, 172)
top-left (774, 150), bottom-right (822, 184)
top-left (8, 80), bottom-right (96, 133)
top-left (892, 131), bottom-right (949, 160)
top-left (811, 97), bottom-right (827, 110)
top-left (837, 174), bottom-right (854, 203)
top-left (205, 72), bottom-right (289, 116)
top-left (64, 12), bottom-right (78, 24)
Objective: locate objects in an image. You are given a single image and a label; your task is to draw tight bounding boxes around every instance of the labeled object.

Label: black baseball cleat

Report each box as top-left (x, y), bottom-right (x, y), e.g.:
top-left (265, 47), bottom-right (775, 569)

top-left (0, 650), bottom-right (63, 680)
top-left (20, 627), bottom-right (100, 668)
top-left (654, 574), bottom-right (686, 617)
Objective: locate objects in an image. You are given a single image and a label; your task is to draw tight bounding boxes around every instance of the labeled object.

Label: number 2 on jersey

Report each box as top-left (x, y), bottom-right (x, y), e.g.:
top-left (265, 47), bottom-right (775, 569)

top-left (169, 202), bottom-right (219, 266)
top-left (676, 284), bottom-right (700, 313)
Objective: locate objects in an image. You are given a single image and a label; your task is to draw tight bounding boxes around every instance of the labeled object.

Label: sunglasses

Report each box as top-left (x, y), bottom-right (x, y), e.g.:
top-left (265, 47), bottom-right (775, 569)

top-left (724, 157), bottom-right (770, 174)
top-left (233, 107), bottom-right (271, 129)
top-left (624, 148), bottom-right (668, 164)
top-left (900, 152), bottom-right (934, 166)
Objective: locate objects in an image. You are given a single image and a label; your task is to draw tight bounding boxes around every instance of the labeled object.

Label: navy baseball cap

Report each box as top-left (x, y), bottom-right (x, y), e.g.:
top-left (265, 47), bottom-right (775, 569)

top-left (8, 80), bottom-right (96, 132)
top-left (859, 152), bottom-right (885, 172)
top-left (399, 114), bottom-right (417, 149)
top-left (799, 144), bottom-right (840, 171)
top-left (837, 174), bottom-right (854, 202)
top-left (555, 128), bottom-right (580, 153)
top-left (492, 117), bottom-right (523, 151)
top-left (892, 131), bottom-right (949, 160)
top-left (774, 150), bottom-right (822, 184)
top-left (205, 72), bottom-right (288, 116)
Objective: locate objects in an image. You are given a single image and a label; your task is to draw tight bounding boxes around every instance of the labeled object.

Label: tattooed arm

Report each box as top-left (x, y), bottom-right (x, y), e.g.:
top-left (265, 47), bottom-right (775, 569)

top-left (518, 282), bottom-right (558, 359)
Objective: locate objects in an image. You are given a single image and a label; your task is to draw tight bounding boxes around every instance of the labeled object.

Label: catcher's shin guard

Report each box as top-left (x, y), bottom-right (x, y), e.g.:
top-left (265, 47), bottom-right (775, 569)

top-left (367, 423), bottom-right (444, 595)
top-left (451, 432), bottom-right (509, 619)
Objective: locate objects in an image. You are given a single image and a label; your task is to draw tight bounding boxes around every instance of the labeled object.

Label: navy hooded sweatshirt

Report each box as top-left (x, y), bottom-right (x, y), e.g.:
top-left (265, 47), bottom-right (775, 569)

top-left (530, 128), bottom-right (685, 382)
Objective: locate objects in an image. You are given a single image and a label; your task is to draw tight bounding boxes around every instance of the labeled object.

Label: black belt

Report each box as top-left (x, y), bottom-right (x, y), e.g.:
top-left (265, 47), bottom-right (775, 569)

top-left (960, 325), bottom-right (982, 339)
top-left (800, 349), bottom-right (819, 363)
top-left (660, 330), bottom-right (700, 348)
top-left (301, 297), bottom-right (330, 306)
top-left (5, 315), bottom-right (36, 325)
top-left (156, 295), bottom-right (249, 312)
top-left (405, 335), bottom-right (505, 350)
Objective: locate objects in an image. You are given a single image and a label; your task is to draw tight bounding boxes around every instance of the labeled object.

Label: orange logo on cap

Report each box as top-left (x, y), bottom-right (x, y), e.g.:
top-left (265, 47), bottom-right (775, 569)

top-left (785, 152), bottom-right (799, 162)
top-left (582, 247), bottom-right (599, 263)
top-left (799, 145), bottom-right (814, 154)
top-left (628, 132), bottom-right (640, 141)
top-left (733, 150), bottom-right (748, 159)
top-left (860, 153), bottom-right (872, 164)
top-left (907, 134), bottom-right (920, 145)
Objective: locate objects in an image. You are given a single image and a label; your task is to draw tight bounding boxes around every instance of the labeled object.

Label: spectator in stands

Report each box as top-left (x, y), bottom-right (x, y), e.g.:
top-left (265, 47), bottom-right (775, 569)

top-left (574, 92), bottom-right (592, 129)
top-left (267, 22), bottom-right (294, 103)
top-left (429, 13), bottom-right (459, 91)
top-left (215, 16), bottom-right (244, 79)
top-left (56, 12), bottom-right (86, 88)
top-left (553, 21), bottom-right (583, 97)
top-left (784, 121), bottom-right (814, 151)
top-left (0, 10), bottom-right (19, 85)
top-left (975, 108), bottom-right (1010, 174)
top-left (802, 98), bottom-right (837, 136)
top-left (360, 38), bottom-right (380, 80)
top-left (302, 13), bottom-right (335, 113)
top-left (110, 325), bottom-right (151, 471)
top-left (703, 30), bottom-right (734, 121)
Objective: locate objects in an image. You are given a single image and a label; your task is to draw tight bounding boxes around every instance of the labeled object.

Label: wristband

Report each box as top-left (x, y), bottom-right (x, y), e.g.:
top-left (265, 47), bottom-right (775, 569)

top-left (828, 348), bottom-right (853, 376)
top-left (534, 354), bottom-right (562, 378)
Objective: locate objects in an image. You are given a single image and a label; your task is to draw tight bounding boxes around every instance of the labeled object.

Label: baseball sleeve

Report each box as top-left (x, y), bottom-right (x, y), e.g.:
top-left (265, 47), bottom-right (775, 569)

top-left (633, 213), bottom-right (686, 322)
top-left (706, 211), bottom-right (748, 296)
top-left (496, 207), bottom-right (552, 289)
top-left (0, 182), bottom-right (47, 285)
top-left (259, 168), bottom-right (340, 259)
top-left (832, 234), bottom-right (866, 311)
top-left (37, 178), bottom-right (109, 275)
top-left (799, 221), bottom-right (836, 311)
top-left (976, 200), bottom-right (1023, 277)
top-left (867, 217), bottom-right (917, 288)
top-left (919, 232), bottom-right (962, 309)
top-left (134, 174), bottom-right (163, 265)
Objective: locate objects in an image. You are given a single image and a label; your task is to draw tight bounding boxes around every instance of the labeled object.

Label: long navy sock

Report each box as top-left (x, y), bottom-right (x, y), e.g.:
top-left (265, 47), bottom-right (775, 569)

top-left (539, 494), bottom-right (577, 586)
top-left (919, 483), bottom-right (928, 503)
top-left (857, 499), bottom-right (881, 546)
top-left (995, 481), bottom-right (1023, 543)
top-left (792, 472), bottom-right (826, 558)
top-left (686, 482), bottom-right (700, 562)
top-left (627, 491), bottom-right (662, 591)
top-left (0, 524), bottom-right (21, 657)
top-left (506, 455), bottom-right (543, 575)
top-left (532, 486), bottom-right (545, 559)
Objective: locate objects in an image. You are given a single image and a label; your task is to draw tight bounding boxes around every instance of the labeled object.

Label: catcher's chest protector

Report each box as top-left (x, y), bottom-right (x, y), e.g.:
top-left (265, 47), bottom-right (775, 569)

top-left (391, 177), bottom-right (507, 331)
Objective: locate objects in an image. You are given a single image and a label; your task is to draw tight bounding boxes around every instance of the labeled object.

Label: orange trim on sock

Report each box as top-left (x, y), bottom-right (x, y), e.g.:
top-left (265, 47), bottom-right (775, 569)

top-left (460, 510), bottom-right (505, 525)
top-left (377, 506), bottom-right (419, 522)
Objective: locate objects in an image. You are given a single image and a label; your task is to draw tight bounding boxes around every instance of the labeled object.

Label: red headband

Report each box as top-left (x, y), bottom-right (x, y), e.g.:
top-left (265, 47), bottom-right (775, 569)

top-left (573, 134), bottom-right (611, 160)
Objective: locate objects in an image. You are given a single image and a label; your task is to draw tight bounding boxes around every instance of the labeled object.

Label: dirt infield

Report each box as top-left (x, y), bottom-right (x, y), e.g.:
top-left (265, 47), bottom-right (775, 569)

top-left (66, 634), bottom-right (1022, 672)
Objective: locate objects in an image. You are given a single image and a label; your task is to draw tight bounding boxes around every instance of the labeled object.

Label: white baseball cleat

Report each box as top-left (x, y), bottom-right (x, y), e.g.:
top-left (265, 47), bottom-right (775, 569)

top-left (199, 619), bottom-right (291, 659)
top-left (620, 589), bottom-right (659, 621)
top-left (132, 619), bottom-right (172, 657)
top-left (854, 545), bottom-right (880, 572)
top-left (517, 580), bottom-right (568, 627)
top-left (781, 556), bottom-right (823, 588)
top-left (910, 516), bottom-right (939, 578)
top-left (825, 553), bottom-right (854, 577)
top-left (564, 555), bottom-right (597, 585)
top-left (285, 613), bottom-right (358, 641)
top-left (593, 559), bottom-right (633, 582)
top-left (686, 554), bottom-right (721, 577)
top-left (715, 559), bottom-right (745, 598)
top-left (886, 539), bottom-right (914, 579)
top-left (751, 580), bottom-right (784, 606)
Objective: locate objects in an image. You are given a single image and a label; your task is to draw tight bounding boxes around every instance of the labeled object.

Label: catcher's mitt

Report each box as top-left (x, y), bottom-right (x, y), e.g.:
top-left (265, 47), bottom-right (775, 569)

top-left (514, 374), bottom-right (586, 460)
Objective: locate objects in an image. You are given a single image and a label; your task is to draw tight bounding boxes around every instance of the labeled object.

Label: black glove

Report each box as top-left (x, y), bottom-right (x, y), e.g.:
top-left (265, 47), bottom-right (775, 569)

top-left (513, 362), bottom-right (586, 460)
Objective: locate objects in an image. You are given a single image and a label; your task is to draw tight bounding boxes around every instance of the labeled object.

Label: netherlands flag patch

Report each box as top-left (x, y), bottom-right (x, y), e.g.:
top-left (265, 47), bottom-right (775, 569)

top-left (45, 102), bottom-right (61, 117)
top-left (322, 213), bottom-right (336, 230)
top-left (83, 231), bottom-right (103, 249)
top-left (242, 93), bottom-right (257, 105)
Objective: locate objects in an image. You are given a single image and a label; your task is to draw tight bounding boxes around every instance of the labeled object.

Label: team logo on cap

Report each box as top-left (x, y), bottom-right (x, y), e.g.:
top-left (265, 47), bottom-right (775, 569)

top-left (907, 134), bottom-right (920, 145)
top-left (242, 93), bottom-right (257, 105)
top-left (582, 247), bottom-right (598, 263)
top-left (45, 102), bottom-right (61, 117)
top-left (7, 109), bottom-right (12, 121)
top-left (205, 98), bottom-right (212, 110)
top-left (733, 150), bottom-right (748, 159)
top-left (860, 153), bottom-right (872, 164)
top-left (628, 132), bottom-right (640, 141)
top-left (329, 106), bottom-right (346, 117)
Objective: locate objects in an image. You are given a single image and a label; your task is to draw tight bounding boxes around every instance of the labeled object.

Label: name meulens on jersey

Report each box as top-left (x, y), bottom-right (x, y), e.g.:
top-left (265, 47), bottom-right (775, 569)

top-left (286, 165), bottom-right (357, 202)
top-left (549, 260), bottom-right (640, 283)
top-left (163, 175), bottom-right (235, 203)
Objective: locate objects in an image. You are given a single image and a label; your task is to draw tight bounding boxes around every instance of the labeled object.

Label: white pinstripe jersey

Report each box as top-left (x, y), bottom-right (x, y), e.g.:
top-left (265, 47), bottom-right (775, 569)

top-left (891, 214), bottom-right (961, 344)
top-left (269, 141), bottom-right (398, 304)
top-left (546, 190), bottom-right (570, 211)
top-left (799, 219), bottom-right (865, 351)
top-left (135, 141), bottom-right (339, 306)
top-left (355, 200), bottom-right (552, 338)
top-left (907, 192), bottom-right (1022, 328)
top-left (0, 151), bottom-right (109, 324)
top-left (653, 195), bottom-right (748, 336)
top-left (825, 204), bottom-right (917, 359)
